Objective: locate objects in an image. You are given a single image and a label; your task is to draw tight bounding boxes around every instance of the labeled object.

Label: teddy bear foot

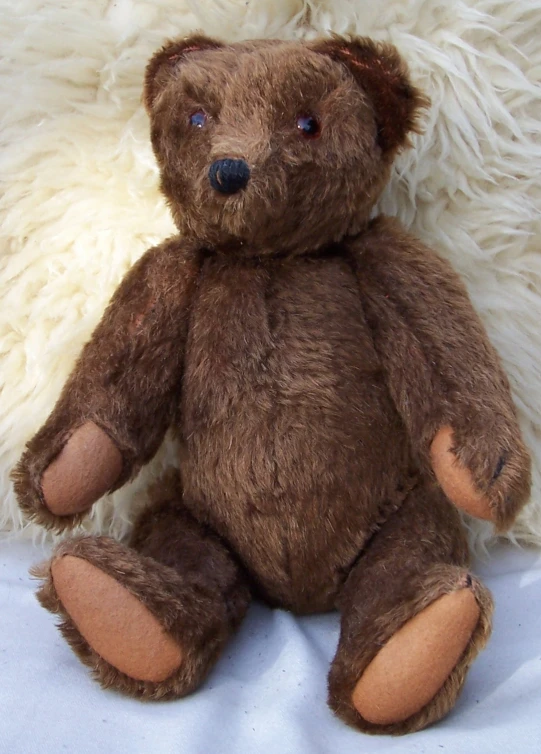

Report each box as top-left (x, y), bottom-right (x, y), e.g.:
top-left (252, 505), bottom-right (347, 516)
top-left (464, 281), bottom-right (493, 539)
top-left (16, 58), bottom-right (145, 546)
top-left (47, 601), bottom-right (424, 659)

top-left (328, 482), bottom-right (495, 735)
top-left (50, 555), bottom-right (183, 685)
top-left (329, 569), bottom-right (493, 735)
top-left (33, 533), bottom-right (248, 700)
top-left (351, 584), bottom-right (480, 726)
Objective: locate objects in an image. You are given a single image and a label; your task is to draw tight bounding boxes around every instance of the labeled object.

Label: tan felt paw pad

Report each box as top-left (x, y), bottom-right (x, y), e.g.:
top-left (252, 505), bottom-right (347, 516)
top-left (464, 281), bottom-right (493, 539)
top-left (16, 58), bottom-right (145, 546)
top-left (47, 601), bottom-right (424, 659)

top-left (430, 426), bottom-right (493, 520)
top-left (352, 588), bottom-right (480, 725)
top-left (41, 422), bottom-right (122, 516)
top-left (51, 555), bottom-right (183, 683)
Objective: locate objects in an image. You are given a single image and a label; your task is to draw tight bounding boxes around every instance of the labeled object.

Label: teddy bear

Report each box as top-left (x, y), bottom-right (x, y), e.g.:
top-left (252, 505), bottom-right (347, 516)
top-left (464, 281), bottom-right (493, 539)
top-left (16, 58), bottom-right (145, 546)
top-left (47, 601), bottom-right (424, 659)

top-left (12, 34), bottom-right (531, 736)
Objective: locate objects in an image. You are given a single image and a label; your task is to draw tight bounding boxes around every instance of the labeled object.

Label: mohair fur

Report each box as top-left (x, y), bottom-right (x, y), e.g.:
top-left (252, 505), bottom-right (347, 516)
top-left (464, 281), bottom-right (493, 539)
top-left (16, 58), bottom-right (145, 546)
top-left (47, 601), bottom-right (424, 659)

top-left (11, 35), bottom-right (532, 735)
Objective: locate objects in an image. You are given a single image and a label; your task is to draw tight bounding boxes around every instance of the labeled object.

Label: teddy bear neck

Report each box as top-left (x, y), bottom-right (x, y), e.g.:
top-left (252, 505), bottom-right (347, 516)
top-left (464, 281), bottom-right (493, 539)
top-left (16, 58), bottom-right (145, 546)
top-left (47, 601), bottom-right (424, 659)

top-left (179, 214), bottom-right (374, 261)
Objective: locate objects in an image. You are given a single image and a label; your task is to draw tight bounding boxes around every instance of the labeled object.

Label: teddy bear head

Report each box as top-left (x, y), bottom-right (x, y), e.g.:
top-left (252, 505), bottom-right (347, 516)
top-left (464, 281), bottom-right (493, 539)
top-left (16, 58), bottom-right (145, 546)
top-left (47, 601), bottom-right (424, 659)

top-left (144, 35), bottom-right (426, 256)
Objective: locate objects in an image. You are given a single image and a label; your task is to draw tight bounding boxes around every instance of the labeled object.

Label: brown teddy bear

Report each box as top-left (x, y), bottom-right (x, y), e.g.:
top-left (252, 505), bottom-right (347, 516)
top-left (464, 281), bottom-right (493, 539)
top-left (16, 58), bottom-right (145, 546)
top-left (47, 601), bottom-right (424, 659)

top-left (12, 34), bottom-right (531, 736)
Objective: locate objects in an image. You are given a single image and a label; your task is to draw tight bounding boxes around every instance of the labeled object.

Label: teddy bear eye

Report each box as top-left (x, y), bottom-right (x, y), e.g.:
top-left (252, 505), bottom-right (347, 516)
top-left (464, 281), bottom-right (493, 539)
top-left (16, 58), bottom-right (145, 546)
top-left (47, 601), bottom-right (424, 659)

top-left (189, 110), bottom-right (208, 128)
top-left (296, 114), bottom-right (321, 138)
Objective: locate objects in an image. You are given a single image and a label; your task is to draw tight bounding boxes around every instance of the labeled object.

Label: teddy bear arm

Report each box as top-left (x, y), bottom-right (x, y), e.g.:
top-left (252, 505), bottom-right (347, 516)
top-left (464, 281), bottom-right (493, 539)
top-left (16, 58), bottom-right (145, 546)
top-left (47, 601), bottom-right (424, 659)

top-left (350, 217), bottom-right (531, 529)
top-left (12, 240), bottom-right (202, 531)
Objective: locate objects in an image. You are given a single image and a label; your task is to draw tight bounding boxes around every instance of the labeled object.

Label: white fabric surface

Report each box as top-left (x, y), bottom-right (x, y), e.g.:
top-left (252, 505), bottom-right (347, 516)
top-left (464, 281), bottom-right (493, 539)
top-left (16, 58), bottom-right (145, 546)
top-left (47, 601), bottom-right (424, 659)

top-left (1, 539), bottom-right (540, 753)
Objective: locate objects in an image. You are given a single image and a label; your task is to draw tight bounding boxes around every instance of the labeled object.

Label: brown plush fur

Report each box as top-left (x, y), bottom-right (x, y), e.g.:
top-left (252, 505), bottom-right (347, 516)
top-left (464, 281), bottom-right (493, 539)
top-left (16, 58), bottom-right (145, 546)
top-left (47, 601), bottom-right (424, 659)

top-left (13, 35), bottom-right (531, 735)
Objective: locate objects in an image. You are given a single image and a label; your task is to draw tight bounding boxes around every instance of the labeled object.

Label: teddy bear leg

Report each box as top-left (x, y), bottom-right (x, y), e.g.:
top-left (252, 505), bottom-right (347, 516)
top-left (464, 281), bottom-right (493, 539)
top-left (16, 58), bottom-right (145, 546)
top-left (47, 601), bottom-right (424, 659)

top-left (34, 494), bottom-right (250, 700)
top-left (328, 480), bottom-right (493, 735)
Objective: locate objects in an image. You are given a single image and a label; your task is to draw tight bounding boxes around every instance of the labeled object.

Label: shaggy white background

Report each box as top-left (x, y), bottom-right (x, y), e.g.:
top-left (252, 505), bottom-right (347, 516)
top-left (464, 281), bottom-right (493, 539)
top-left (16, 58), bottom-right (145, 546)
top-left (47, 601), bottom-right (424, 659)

top-left (0, 0), bottom-right (540, 549)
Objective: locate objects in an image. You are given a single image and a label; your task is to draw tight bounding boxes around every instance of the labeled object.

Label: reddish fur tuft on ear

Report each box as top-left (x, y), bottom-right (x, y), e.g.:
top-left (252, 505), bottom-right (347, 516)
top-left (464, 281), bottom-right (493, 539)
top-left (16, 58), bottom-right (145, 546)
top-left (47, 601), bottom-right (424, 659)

top-left (312, 36), bottom-right (429, 154)
top-left (144, 34), bottom-right (224, 112)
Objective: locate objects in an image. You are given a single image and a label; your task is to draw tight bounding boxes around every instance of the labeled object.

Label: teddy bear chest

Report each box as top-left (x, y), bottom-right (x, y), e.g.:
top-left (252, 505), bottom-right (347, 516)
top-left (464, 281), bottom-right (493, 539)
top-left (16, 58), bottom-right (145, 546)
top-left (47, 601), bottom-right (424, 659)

top-left (180, 253), bottom-right (402, 485)
top-left (183, 253), bottom-right (381, 417)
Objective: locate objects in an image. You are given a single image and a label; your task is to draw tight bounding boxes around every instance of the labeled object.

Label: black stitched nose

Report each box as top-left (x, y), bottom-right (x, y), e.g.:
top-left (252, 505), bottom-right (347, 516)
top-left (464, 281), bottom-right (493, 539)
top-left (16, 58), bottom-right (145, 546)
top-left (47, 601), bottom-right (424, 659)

top-left (208, 159), bottom-right (250, 194)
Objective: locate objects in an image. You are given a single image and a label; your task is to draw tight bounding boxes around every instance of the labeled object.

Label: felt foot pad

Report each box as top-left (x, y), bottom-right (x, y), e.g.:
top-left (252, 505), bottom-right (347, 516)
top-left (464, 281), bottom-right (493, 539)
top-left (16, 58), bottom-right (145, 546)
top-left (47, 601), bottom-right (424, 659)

top-left (51, 555), bottom-right (183, 682)
top-left (352, 587), bottom-right (480, 725)
top-left (430, 426), bottom-right (492, 520)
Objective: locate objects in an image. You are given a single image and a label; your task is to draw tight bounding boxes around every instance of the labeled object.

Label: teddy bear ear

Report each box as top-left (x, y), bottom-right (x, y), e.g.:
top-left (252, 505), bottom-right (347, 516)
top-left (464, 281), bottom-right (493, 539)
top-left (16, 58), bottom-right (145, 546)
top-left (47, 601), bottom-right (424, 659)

top-left (144, 34), bottom-right (224, 112)
top-left (311, 36), bottom-right (428, 154)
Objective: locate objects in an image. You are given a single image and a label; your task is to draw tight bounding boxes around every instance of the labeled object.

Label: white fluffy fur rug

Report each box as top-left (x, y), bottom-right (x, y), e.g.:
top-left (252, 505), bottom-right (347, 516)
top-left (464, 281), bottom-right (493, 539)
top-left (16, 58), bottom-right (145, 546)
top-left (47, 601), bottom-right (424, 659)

top-left (1, 0), bottom-right (540, 552)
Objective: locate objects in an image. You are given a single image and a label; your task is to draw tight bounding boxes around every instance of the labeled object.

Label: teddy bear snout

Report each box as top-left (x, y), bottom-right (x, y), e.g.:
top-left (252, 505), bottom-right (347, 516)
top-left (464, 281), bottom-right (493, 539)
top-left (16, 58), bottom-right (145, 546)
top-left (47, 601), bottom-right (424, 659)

top-left (208, 158), bottom-right (250, 195)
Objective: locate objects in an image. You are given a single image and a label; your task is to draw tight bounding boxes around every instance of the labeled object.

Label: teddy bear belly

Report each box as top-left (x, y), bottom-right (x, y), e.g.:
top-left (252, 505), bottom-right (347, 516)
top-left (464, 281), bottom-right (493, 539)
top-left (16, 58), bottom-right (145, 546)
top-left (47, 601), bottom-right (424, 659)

top-left (179, 413), bottom-right (412, 614)
top-left (176, 253), bottom-right (414, 613)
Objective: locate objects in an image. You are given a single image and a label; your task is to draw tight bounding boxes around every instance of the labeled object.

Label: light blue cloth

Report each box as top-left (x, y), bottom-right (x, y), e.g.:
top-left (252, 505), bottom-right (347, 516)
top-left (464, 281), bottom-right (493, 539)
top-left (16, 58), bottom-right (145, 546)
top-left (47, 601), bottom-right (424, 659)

top-left (1, 540), bottom-right (540, 754)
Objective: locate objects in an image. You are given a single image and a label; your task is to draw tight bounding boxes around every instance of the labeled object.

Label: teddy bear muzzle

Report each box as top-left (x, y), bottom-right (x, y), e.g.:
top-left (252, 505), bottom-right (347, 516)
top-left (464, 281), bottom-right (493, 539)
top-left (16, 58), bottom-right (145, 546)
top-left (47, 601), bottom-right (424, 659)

top-left (208, 158), bottom-right (250, 194)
